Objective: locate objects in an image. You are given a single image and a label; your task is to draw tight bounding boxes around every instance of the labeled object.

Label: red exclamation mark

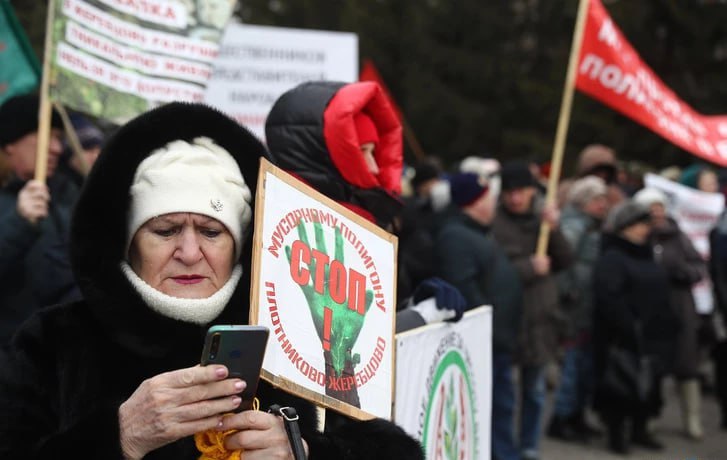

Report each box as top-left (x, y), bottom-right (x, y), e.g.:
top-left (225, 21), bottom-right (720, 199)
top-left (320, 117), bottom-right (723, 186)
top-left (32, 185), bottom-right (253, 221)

top-left (323, 307), bottom-right (332, 351)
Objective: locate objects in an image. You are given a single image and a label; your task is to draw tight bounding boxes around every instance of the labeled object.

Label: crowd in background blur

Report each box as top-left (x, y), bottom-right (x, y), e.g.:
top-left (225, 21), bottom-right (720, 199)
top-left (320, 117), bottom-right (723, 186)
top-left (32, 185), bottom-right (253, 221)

top-left (2, 89), bottom-right (727, 459)
top-left (407, 144), bottom-right (727, 458)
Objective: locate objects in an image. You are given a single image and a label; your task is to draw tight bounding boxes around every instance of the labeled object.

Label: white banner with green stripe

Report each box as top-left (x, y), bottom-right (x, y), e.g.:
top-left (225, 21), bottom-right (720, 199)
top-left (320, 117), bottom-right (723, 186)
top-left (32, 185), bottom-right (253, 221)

top-left (395, 306), bottom-right (492, 460)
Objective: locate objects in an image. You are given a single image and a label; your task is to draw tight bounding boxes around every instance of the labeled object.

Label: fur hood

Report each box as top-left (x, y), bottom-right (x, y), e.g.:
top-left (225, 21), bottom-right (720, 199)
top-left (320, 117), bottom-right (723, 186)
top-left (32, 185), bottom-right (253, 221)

top-left (69, 102), bottom-right (269, 356)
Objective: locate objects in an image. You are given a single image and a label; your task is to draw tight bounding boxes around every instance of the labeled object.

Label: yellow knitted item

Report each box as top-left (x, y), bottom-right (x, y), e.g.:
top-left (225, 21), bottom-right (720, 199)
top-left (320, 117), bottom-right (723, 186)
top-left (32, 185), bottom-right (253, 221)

top-left (195, 398), bottom-right (259, 460)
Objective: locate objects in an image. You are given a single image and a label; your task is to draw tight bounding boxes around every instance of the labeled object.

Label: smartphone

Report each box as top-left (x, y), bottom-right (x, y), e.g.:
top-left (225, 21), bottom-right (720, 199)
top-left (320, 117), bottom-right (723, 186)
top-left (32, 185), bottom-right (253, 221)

top-left (200, 325), bottom-right (270, 412)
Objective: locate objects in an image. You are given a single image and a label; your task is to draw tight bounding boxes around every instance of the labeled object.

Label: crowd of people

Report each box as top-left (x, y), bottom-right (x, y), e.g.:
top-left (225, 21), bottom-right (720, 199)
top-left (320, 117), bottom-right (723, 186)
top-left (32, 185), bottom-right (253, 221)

top-left (0, 83), bottom-right (726, 459)
top-left (410, 145), bottom-right (727, 458)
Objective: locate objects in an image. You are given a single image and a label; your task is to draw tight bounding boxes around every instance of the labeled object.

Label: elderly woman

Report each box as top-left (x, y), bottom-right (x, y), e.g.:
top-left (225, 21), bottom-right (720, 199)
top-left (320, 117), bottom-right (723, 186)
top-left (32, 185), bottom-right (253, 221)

top-left (634, 187), bottom-right (707, 440)
top-left (592, 200), bottom-right (679, 454)
top-left (0, 103), bottom-right (422, 459)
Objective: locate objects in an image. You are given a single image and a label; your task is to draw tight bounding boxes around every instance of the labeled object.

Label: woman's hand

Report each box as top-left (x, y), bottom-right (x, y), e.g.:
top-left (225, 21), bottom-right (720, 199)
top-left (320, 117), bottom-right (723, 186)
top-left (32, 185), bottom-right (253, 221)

top-left (118, 365), bottom-right (246, 459)
top-left (221, 410), bottom-right (309, 459)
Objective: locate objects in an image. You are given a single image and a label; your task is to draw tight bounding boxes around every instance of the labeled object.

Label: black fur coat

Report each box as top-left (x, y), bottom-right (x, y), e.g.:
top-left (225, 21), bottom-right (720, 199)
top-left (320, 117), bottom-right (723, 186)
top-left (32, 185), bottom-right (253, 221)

top-left (0, 103), bottom-right (423, 459)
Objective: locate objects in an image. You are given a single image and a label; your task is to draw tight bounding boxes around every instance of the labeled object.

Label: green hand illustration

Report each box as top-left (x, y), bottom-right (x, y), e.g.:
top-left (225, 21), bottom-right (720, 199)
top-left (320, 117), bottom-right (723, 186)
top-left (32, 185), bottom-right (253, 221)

top-left (444, 375), bottom-right (459, 460)
top-left (286, 221), bottom-right (374, 377)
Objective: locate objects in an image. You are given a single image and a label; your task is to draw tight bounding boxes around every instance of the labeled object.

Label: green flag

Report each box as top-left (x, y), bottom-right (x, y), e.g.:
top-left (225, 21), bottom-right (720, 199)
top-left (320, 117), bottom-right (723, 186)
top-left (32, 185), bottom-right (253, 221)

top-left (0, 0), bottom-right (40, 104)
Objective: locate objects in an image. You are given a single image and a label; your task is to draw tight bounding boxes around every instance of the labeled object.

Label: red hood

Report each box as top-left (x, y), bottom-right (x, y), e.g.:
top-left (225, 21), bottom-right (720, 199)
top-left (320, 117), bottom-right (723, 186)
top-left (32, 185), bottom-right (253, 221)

top-left (323, 82), bottom-right (403, 195)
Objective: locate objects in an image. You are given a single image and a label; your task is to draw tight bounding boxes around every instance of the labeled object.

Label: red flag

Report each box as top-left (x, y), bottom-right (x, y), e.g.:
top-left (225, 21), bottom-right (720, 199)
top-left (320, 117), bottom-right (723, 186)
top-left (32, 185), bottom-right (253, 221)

top-left (359, 59), bottom-right (402, 120)
top-left (576, 0), bottom-right (727, 165)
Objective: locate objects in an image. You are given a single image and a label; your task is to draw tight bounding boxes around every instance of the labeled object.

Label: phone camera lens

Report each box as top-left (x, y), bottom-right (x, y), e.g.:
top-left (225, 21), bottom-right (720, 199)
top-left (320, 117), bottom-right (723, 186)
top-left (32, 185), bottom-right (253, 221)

top-left (209, 333), bottom-right (221, 361)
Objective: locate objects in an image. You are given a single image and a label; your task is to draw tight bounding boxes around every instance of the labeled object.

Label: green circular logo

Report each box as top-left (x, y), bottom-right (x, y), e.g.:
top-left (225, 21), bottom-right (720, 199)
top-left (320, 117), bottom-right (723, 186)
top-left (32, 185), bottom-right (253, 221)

top-left (421, 348), bottom-right (478, 459)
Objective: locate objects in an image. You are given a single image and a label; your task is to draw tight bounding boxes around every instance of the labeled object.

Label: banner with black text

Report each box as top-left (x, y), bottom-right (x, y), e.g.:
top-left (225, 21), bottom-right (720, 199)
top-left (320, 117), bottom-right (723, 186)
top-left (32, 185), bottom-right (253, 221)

top-left (49, 0), bottom-right (235, 122)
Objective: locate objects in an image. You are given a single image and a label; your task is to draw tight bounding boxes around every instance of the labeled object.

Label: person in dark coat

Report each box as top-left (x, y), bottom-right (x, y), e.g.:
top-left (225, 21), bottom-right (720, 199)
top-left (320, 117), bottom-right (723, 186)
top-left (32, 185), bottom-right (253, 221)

top-left (634, 187), bottom-right (707, 440)
top-left (491, 161), bottom-right (573, 460)
top-left (0, 93), bottom-right (80, 344)
top-left (435, 172), bottom-right (524, 460)
top-left (708, 208), bottom-right (727, 431)
top-left (0, 102), bottom-right (424, 460)
top-left (592, 200), bottom-right (680, 454)
top-left (397, 156), bottom-right (450, 306)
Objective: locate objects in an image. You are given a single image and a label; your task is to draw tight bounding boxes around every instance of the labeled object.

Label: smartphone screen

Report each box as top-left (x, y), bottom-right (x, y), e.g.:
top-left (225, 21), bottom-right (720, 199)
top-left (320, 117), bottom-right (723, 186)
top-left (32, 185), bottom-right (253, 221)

top-left (201, 325), bottom-right (269, 412)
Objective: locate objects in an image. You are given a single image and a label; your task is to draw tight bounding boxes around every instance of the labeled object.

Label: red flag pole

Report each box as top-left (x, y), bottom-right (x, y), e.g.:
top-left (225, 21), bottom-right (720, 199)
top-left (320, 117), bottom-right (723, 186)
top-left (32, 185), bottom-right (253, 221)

top-left (536, 0), bottom-right (590, 256)
top-left (35, 0), bottom-right (57, 182)
top-left (401, 117), bottom-right (426, 161)
top-left (359, 59), bottom-right (426, 160)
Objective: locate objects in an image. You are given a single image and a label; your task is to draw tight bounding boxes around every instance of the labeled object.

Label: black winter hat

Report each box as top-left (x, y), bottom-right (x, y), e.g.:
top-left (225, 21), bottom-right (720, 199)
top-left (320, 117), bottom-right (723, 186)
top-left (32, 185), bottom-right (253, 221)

top-left (411, 160), bottom-right (441, 190)
top-left (449, 172), bottom-right (489, 207)
top-left (500, 161), bottom-right (536, 191)
top-left (0, 93), bottom-right (63, 147)
top-left (604, 200), bottom-right (651, 234)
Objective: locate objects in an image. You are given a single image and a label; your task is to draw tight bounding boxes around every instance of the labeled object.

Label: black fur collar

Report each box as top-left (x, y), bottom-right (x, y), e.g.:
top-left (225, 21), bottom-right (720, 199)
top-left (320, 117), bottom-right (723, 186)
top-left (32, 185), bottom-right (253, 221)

top-left (69, 102), bottom-right (269, 355)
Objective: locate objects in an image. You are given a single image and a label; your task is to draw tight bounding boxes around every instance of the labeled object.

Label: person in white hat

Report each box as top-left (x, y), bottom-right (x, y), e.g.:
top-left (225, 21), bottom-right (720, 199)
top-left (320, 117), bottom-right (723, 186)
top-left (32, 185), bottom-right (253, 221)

top-left (0, 102), bottom-right (424, 460)
top-left (547, 175), bottom-right (610, 442)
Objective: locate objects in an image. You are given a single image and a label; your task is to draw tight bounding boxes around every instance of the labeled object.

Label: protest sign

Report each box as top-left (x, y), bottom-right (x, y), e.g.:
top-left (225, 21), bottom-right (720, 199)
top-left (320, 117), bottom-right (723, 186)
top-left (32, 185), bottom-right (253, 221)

top-left (249, 158), bottom-right (397, 420)
top-left (576, 0), bottom-right (727, 165)
top-left (395, 306), bottom-right (492, 460)
top-left (204, 23), bottom-right (357, 140)
top-left (48, 0), bottom-right (236, 123)
top-left (644, 173), bottom-right (725, 313)
top-left (0, 1), bottom-right (40, 103)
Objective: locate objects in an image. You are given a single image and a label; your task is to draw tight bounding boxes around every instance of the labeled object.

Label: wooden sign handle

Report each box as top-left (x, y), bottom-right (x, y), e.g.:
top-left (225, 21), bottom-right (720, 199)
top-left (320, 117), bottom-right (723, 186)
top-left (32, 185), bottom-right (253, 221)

top-left (34, 0), bottom-right (57, 182)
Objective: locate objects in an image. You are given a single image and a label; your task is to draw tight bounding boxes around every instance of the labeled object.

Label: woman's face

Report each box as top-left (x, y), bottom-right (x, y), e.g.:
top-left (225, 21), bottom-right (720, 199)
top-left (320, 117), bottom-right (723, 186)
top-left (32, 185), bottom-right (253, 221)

top-left (583, 195), bottom-right (609, 220)
top-left (698, 170), bottom-right (719, 193)
top-left (360, 142), bottom-right (379, 175)
top-left (129, 213), bottom-right (235, 299)
top-left (622, 221), bottom-right (651, 245)
top-left (649, 202), bottom-right (666, 226)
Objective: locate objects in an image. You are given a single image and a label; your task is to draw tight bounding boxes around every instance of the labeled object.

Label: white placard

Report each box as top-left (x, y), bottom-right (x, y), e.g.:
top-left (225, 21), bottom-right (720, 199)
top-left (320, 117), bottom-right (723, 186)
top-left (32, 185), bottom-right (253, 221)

top-left (51, 0), bottom-right (234, 122)
top-left (395, 307), bottom-right (492, 460)
top-left (204, 23), bottom-right (358, 140)
top-left (250, 159), bottom-right (396, 420)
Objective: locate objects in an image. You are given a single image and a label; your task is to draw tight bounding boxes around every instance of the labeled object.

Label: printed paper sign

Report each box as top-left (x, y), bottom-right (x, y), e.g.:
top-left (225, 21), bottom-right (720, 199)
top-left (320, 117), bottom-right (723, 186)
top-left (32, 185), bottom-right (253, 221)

top-left (250, 159), bottom-right (397, 420)
top-left (204, 23), bottom-right (357, 140)
top-left (395, 307), bottom-right (492, 460)
top-left (49, 0), bottom-right (235, 123)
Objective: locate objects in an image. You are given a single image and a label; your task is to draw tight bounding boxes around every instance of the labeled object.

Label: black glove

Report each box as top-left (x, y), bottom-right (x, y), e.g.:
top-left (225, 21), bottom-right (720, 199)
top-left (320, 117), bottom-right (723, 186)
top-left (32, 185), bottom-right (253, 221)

top-left (412, 277), bottom-right (467, 322)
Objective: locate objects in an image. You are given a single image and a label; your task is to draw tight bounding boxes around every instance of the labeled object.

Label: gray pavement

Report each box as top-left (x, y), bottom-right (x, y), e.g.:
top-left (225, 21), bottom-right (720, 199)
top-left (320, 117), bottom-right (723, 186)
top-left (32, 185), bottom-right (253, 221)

top-left (540, 378), bottom-right (726, 460)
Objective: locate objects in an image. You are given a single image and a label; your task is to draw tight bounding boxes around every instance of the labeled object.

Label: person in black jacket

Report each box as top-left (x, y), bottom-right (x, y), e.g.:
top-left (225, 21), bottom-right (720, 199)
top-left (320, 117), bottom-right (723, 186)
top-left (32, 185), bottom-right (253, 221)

top-left (708, 209), bottom-right (727, 430)
top-left (592, 200), bottom-right (679, 454)
top-left (435, 172), bottom-right (524, 460)
top-left (0, 102), bottom-right (423, 460)
top-left (0, 93), bottom-right (80, 344)
top-left (265, 81), bottom-right (465, 336)
top-left (634, 187), bottom-right (707, 440)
